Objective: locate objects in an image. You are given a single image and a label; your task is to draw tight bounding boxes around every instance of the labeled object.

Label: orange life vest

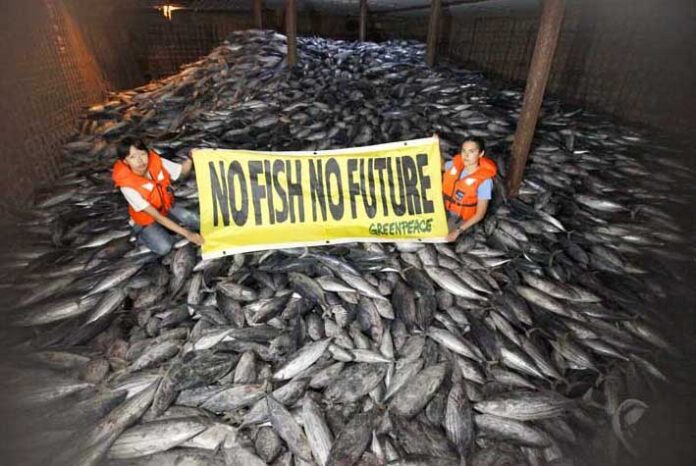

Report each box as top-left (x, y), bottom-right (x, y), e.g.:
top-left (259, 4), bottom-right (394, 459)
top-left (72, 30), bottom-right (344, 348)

top-left (112, 151), bottom-right (174, 226)
top-left (442, 155), bottom-right (497, 221)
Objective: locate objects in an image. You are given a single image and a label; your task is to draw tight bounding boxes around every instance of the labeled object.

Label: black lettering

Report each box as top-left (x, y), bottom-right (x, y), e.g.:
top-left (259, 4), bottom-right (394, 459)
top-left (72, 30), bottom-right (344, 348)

top-left (347, 159), bottom-right (359, 219)
top-left (228, 161), bottom-right (248, 226)
top-left (309, 160), bottom-right (327, 222)
top-left (387, 157), bottom-right (406, 216)
top-left (263, 160), bottom-right (275, 225)
top-left (402, 155), bottom-right (422, 215)
top-left (287, 160), bottom-right (304, 223)
top-left (416, 154), bottom-right (435, 214)
top-left (209, 161), bottom-right (229, 227)
top-left (272, 159), bottom-right (288, 223)
top-left (325, 158), bottom-right (344, 221)
top-left (374, 158), bottom-right (389, 216)
top-left (360, 158), bottom-right (377, 219)
top-left (249, 161), bottom-right (265, 226)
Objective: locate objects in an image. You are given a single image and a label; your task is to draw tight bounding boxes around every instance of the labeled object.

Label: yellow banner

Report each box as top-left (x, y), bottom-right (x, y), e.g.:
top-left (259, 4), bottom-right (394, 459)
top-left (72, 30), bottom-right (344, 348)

top-left (192, 136), bottom-right (448, 258)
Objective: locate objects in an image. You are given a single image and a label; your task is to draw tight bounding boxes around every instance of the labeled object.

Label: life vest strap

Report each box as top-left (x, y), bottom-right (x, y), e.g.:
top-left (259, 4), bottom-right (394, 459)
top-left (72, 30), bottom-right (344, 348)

top-left (443, 194), bottom-right (477, 207)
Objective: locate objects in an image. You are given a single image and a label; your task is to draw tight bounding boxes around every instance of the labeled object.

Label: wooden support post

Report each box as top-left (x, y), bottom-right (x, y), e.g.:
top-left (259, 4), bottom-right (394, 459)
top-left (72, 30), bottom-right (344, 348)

top-left (506, 0), bottom-right (565, 197)
top-left (359, 0), bottom-right (368, 42)
top-left (426, 0), bottom-right (442, 67)
top-left (253, 0), bottom-right (263, 29)
top-left (286, 0), bottom-right (297, 67)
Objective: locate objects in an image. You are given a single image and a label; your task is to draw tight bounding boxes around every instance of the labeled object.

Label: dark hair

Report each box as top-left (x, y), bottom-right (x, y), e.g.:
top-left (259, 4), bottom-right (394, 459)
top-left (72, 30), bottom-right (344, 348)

top-left (118, 137), bottom-right (148, 159)
top-left (462, 136), bottom-right (485, 153)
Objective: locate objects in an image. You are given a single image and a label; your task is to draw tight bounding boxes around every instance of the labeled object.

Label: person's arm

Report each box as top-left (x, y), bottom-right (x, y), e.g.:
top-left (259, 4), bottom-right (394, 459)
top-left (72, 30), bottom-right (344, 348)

top-left (180, 158), bottom-right (193, 178)
top-left (161, 154), bottom-right (192, 181)
top-left (446, 198), bottom-right (489, 242)
top-left (143, 206), bottom-right (204, 245)
top-left (179, 148), bottom-right (199, 178)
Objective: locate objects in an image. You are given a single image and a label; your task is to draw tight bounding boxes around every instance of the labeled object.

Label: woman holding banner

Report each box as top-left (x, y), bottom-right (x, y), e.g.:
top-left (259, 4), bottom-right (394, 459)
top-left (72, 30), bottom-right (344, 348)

top-left (441, 136), bottom-right (497, 242)
top-left (112, 137), bottom-right (204, 256)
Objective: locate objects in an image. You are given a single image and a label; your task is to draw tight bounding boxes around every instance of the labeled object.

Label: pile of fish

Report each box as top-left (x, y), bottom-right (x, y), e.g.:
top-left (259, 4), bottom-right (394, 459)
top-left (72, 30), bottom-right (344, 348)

top-left (0, 30), bottom-right (693, 466)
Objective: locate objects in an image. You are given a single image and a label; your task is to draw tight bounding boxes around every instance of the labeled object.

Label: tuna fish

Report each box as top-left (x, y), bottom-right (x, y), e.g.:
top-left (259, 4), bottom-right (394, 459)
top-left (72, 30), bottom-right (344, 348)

top-left (0, 30), bottom-right (687, 466)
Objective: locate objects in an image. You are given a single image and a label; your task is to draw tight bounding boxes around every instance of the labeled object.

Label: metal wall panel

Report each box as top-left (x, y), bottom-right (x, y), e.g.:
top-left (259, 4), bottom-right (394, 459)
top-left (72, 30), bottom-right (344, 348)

top-left (0, 0), bottom-right (107, 224)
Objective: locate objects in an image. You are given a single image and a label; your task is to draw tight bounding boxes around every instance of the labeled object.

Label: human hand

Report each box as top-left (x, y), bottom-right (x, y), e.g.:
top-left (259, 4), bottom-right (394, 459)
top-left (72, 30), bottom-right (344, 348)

top-left (184, 230), bottom-right (205, 246)
top-left (446, 229), bottom-right (461, 242)
top-left (184, 147), bottom-right (200, 161)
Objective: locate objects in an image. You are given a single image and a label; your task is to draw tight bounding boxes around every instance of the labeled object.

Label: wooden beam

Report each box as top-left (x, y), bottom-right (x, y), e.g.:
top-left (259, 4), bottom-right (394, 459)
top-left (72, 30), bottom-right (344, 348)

top-left (506, 0), bottom-right (565, 197)
top-left (359, 0), bottom-right (368, 42)
top-left (426, 0), bottom-right (442, 67)
top-left (286, 0), bottom-right (297, 67)
top-left (373, 0), bottom-right (485, 15)
top-left (253, 0), bottom-right (262, 29)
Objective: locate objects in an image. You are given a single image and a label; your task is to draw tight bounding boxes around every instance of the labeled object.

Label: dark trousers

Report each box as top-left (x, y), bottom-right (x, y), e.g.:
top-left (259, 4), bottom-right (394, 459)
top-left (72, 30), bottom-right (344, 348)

top-left (133, 206), bottom-right (199, 256)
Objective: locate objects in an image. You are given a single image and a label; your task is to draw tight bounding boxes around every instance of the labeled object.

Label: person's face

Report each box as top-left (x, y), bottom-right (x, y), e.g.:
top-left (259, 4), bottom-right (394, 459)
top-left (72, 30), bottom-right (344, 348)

top-left (462, 141), bottom-right (483, 167)
top-left (124, 146), bottom-right (148, 176)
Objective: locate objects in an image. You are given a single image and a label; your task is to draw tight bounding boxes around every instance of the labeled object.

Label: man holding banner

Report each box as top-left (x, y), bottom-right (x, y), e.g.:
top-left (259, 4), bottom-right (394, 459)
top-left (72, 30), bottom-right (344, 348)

top-left (113, 138), bottom-right (204, 256)
top-left (441, 136), bottom-right (497, 242)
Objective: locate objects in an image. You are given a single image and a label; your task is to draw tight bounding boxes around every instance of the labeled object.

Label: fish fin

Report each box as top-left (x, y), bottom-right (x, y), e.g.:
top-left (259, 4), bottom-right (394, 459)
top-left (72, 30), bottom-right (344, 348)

top-left (526, 326), bottom-right (554, 340)
top-left (548, 249), bottom-right (562, 268)
top-left (521, 251), bottom-right (534, 263)
top-left (611, 399), bottom-right (648, 457)
top-left (551, 376), bottom-right (570, 392)
top-left (257, 249), bottom-right (275, 264)
top-left (629, 206), bottom-right (640, 220)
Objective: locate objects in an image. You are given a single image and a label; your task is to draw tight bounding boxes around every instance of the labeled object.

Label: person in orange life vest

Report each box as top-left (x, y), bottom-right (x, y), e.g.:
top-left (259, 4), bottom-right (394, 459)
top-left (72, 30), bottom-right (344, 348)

top-left (441, 136), bottom-right (497, 242)
top-left (112, 137), bottom-right (204, 256)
